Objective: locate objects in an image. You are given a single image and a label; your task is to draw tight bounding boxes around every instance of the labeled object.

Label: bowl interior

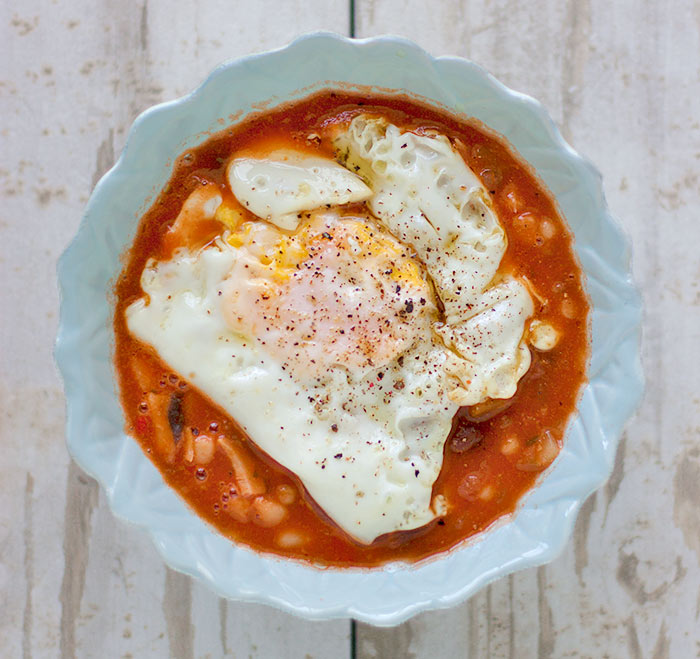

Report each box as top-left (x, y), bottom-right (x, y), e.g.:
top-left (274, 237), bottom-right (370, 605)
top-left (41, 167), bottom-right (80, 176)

top-left (55, 33), bottom-right (643, 625)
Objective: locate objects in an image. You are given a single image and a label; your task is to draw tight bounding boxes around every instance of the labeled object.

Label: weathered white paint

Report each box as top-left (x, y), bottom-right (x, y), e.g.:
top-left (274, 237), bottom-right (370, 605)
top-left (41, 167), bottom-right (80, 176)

top-left (0, 1), bottom-right (351, 658)
top-left (355, 0), bottom-right (700, 657)
top-left (1, 0), bottom-right (698, 657)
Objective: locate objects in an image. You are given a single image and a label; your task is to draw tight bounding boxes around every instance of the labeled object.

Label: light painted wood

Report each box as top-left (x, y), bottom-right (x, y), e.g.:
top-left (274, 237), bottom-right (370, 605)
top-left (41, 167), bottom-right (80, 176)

top-left (355, 0), bottom-right (700, 657)
top-left (2, 0), bottom-right (698, 657)
top-left (0, 1), bottom-right (350, 658)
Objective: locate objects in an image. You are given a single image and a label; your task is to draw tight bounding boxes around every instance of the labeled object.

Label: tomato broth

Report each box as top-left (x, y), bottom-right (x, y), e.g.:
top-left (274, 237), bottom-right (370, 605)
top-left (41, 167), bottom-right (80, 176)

top-left (114, 90), bottom-right (590, 567)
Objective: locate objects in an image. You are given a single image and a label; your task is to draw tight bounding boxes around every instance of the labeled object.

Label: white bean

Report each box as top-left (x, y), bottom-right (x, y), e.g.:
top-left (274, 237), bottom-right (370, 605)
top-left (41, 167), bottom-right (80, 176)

top-left (250, 496), bottom-right (287, 528)
top-left (275, 483), bottom-right (297, 506)
top-left (539, 218), bottom-right (556, 239)
top-left (561, 297), bottom-right (577, 319)
top-left (529, 320), bottom-right (560, 351)
top-left (226, 496), bottom-right (250, 524)
top-left (500, 436), bottom-right (520, 455)
top-left (275, 530), bottom-right (308, 549)
top-left (478, 485), bottom-right (496, 501)
top-left (193, 434), bottom-right (216, 464)
top-left (516, 430), bottom-right (560, 472)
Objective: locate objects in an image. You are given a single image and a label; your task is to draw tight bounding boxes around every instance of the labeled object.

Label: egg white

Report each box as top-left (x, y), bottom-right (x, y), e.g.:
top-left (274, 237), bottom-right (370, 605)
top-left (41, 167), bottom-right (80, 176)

top-left (126, 118), bottom-right (536, 545)
top-left (228, 150), bottom-right (372, 230)
top-left (334, 116), bottom-right (534, 403)
top-left (126, 227), bottom-right (456, 544)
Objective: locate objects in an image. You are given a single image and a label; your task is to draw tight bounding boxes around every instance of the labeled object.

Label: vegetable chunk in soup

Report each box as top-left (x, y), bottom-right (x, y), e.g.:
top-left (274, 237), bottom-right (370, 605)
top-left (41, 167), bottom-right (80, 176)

top-left (114, 91), bottom-right (590, 567)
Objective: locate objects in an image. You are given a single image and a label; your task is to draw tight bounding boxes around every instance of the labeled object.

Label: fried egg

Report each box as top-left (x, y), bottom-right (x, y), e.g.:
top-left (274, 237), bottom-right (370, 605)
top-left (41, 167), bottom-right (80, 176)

top-left (127, 206), bottom-right (455, 543)
top-left (334, 116), bottom-right (533, 404)
top-left (228, 149), bottom-right (372, 230)
top-left (126, 123), bottom-right (534, 544)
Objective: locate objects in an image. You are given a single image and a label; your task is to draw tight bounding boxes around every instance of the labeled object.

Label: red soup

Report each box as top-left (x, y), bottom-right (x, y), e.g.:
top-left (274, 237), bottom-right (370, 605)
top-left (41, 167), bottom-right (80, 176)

top-left (114, 91), bottom-right (590, 567)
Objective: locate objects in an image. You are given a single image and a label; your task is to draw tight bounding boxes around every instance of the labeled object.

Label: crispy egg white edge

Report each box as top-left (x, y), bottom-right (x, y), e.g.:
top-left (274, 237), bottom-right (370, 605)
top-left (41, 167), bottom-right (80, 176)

top-left (228, 154), bottom-right (372, 230)
top-left (334, 116), bottom-right (535, 403)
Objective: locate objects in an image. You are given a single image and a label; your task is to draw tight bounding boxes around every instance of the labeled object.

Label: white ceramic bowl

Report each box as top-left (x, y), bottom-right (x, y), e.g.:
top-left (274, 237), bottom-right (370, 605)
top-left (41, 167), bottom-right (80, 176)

top-left (55, 33), bottom-right (643, 625)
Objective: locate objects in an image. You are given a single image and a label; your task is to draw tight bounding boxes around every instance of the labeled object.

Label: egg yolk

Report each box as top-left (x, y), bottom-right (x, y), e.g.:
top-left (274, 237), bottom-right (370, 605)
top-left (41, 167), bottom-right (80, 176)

top-left (220, 213), bottom-right (437, 380)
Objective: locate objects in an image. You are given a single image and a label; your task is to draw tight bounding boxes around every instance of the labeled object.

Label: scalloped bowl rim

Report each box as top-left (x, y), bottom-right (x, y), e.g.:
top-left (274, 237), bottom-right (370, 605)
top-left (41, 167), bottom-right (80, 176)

top-left (55, 32), bottom-right (643, 626)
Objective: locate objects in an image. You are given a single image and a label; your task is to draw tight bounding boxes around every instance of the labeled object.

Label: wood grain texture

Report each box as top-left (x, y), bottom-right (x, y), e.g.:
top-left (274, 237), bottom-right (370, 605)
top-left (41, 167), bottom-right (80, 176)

top-left (0, 2), bottom-right (351, 658)
top-left (355, 0), bottom-right (700, 657)
top-left (1, 0), bottom-right (698, 657)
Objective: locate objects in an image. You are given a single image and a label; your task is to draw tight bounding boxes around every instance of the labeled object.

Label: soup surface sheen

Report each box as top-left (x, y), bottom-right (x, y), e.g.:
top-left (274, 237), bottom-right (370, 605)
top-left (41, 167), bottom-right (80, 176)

top-left (114, 90), bottom-right (590, 567)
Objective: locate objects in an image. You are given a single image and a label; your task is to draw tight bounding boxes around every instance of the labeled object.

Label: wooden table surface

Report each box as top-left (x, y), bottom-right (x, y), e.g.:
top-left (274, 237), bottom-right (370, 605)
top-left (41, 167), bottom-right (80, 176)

top-left (2, 1), bottom-right (699, 657)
